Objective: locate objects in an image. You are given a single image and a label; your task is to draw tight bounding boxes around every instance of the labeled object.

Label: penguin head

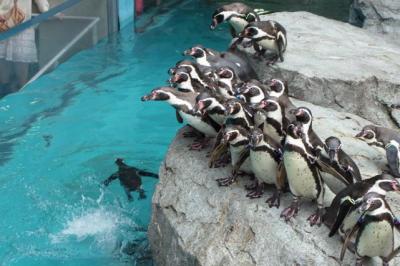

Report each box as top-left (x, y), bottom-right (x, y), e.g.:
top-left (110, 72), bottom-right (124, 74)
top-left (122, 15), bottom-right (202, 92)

top-left (170, 70), bottom-right (190, 84)
top-left (224, 99), bottom-right (242, 116)
top-left (376, 177), bottom-right (400, 193)
top-left (115, 158), bottom-right (124, 165)
top-left (355, 125), bottom-right (377, 144)
top-left (222, 128), bottom-right (239, 145)
top-left (195, 92), bottom-right (214, 114)
top-left (216, 67), bottom-right (235, 80)
top-left (358, 194), bottom-right (385, 215)
top-left (257, 98), bottom-right (279, 112)
top-left (287, 122), bottom-right (302, 139)
top-left (210, 8), bottom-right (226, 30)
top-left (240, 25), bottom-right (259, 38)
top-left (293, 107), bottom-right (313, 126)
top-left (269, 79), bottom-right (286, 97)
top-left (141, 87), bottom-right (173, 101)
top-left (249, 128), bottom-right (263, 148)
top-left (325, 136), bottom-right (342, 163)
top-left (183, 45), bottom-right (206, 59)
top-left (223, 125), bottom-right (248, 145)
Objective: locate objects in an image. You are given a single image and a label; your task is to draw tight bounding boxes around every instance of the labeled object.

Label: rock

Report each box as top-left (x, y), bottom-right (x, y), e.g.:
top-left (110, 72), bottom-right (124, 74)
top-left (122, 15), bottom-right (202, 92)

top-left (148, 99), bottom-right (400, 266)
top-left (239, 12), bottom-right (400, 129)
top-left (349, 0), bottom-right (400, 45)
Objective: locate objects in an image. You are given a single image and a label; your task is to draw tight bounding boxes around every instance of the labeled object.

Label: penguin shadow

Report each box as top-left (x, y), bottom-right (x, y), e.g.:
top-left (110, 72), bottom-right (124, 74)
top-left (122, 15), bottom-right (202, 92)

top-left (42, 134), bottom-right (53, 148)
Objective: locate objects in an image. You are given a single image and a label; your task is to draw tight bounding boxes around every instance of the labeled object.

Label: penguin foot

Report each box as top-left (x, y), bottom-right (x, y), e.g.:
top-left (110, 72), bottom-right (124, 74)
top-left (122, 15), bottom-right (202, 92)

top-left (189, 138), bottom-right (210, 151)
top-left (266, 191), bottom-right (281, 208)
top-left (245, 181), bottom-right (258, 191)
top-left (266, 57), bottom-right (278, 65)
top-left (246, 186), bottom-right (264, 199)
top-left (307, 209), bottom-right (323, 227)
top-left (216, 176), bottom-right (236, 186)
top-left (280, 202), bottom-right (299, 222)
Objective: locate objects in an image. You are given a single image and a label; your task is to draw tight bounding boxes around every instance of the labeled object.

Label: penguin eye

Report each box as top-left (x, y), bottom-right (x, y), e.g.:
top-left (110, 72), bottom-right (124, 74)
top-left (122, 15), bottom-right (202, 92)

top-left (248, 27), bottom-right (257, 36)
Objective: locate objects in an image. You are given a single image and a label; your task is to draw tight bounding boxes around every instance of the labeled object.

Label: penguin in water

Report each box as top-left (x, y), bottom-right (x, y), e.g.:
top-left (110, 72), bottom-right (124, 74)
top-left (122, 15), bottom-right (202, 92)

top-left (340, 193), bottom-right (400, 266)
top-left (210, 2), bottom-right (260, 37)
top-left (355, 125), bottom-right (400, 178)
top-left (183, 45), bottom-right (257, 81)
top-left (246, 128), bottom-right (285, 207)
top-left (141, 87), bottom-right (220, 150)
top-left (326, 173), bottom-right (400, 238)
top-left (236, 21), bottom-right (287, 65)
top-left (280, 122), bottom-right (335, 226)
top-left (317, 136), bottom-right (362, 194)
top-left (103, 158), bottom-right (158, 201)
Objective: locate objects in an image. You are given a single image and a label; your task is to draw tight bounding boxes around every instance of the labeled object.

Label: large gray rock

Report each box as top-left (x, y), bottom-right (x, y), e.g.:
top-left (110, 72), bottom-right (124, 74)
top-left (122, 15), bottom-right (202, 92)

top-left (350, 0), bottom-right (400, 45)
top-left (148, 99), bottom-right (400, 266)
top-left (241, 12), bottom-right (400, 129)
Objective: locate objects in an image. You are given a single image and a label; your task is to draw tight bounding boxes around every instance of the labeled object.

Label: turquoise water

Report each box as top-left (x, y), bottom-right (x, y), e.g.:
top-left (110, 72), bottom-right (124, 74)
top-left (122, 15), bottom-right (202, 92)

top-left (0, 1), bottom-right (229, 265)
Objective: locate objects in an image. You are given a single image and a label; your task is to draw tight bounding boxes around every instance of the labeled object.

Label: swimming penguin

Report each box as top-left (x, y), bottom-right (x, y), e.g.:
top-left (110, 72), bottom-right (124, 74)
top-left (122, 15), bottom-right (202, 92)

top-left (194, 91), bottom-right (226, 126)
top-left (355, 125), bottom-right (400, 178)
top-left (183, 45), bottom-right (257, 81)
top-left (214, 124), bottom-right (252, 186)
top-left (246, 128), bottom-right (284, 207)
top-left (238, 21), bottom-right (287, 64)
top-left (256, 97), bottom-right (288, 145)
top-left (340, 193), bottom-right (400, 266)
top-left (280, 122), bottom-right (334, 226)
top-left (141, 87), bottom-right (220, 150)
top-left (103, 158), bottom-right (158, 201)
top-left (326, 173), bottom-right (400, 238)
top-left (169, 60), bottom-right (215, 90)
top-left (210, 2), bottom-right (260, 37)
top-left (318, 136), bottom-right (362, 194)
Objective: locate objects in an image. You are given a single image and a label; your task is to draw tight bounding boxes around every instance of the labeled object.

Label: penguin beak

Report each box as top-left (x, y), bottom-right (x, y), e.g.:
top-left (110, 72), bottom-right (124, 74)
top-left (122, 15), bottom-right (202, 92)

top-left (294, 109), bottom-right (303, 117)
top-left (141, 92), bottom-right (155, 101)
top-left (196, 101), bottom-right (207, 115)
top-left (257, 100), bottom-right (268, 109)
top-left (391, 181), bottom-right (400, 191)
top-left (168, 67), bottom-right (176, 75)
top-left (328, 149), bottom-right (336, 163)
top-left (358, 201), bottom-right (371, 214)
top-left (183, 48), bottom-right (194, 56)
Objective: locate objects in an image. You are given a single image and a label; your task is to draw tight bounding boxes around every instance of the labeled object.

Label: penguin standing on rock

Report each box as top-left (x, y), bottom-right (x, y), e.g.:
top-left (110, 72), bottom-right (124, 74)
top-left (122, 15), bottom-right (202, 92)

top-left (210, 3), bottom-right (260, 37)
top-left (169, 60), bottom-right (215, 90)
top-left (340, 193), bottom-right (400, 266)
top-left (236, 21), bottom-right (287, 64)
top-left (141, 87), bottom-right (220, 150)
top-left (356, 125), bottom-right (400, 178)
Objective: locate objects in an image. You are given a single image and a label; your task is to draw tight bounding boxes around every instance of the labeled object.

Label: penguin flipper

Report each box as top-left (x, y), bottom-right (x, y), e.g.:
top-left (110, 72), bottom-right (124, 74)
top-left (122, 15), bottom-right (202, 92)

top-left (328, 198), bottom-right (356, 237)
top-left (340, 222), bottom-right (360, 262)
top-left (386, 144), bottom-right (400, 177)
top-left (317, 157), bottom-right (351, 187)
top-left (176, 110), bottom-right (183, 123)
top-left (233, 148), bottom-right (250, 174)
top-left (276, 31), bottom-right (286, 62)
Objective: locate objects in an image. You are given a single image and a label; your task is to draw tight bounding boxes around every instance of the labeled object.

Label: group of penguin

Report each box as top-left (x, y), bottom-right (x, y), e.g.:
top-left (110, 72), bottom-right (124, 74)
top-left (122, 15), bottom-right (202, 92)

top-left (141, 2), bottom-right (400, 265)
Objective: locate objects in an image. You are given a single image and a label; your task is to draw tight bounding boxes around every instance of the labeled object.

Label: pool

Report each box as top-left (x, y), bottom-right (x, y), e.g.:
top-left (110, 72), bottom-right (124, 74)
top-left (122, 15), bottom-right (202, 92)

top-left (0, 1), bottom-right (351, 265)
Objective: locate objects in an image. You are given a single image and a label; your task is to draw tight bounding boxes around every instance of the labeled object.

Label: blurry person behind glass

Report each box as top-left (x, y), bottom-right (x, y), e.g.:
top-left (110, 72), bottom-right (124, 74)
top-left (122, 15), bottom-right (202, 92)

top-left (0, 0), bottom-right (49, 96)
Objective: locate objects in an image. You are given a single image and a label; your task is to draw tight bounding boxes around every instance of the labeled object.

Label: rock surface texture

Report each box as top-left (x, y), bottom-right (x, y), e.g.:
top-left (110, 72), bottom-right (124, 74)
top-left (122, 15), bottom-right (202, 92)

top-left (349, 0), bottom-right (400, 45)
top-left (148, 99), bottom-right (400, 266)
top-left (241, 12), bottom-right (400, 129)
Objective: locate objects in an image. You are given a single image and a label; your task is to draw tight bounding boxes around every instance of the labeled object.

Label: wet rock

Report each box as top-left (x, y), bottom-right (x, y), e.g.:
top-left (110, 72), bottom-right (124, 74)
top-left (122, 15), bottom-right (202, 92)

top-left (349, 0), bottom-right (400, 45)
top-left (239, 11), bottom-right (400, 129)
top-left (148, 99), bottom-right (400, 266)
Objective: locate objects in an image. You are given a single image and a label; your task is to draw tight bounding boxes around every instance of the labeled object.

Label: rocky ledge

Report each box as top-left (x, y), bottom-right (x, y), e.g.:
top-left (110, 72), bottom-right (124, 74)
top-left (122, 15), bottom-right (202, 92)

top-left (148, 99), bottom-right (400, 266)
top-left (241, 12), bottom-right (400, 128)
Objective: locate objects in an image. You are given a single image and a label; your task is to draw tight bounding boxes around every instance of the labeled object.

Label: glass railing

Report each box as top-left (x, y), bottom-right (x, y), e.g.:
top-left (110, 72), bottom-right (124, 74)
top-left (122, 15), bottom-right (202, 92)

top-left (0, 0), bottom-right (124, 98)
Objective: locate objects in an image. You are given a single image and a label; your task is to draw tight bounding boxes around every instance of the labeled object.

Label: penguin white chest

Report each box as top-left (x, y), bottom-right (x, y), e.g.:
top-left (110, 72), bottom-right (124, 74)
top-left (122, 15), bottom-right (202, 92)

top-left (340, 210), bottom-right (362, 236)
top-left (179, 112), bottom-right (217, 137)
top-left (258, 38), bottom-right (278, 52)
top-left (254, 111), bottom-right (266, 128)
top-left (283, 151), bottom-right (318, 199)
top-left (210, 113), bottom-right (225, 126)
top-left (263, 123), bottom-right (281, 144)
top-left (250, 150), bottom-right (278, 184)
top-left (357, 221), bottom-right (393, 258)
top-left (231, 146), bottom-right (252, 173)
top-left (229, 17), bottom-right (247, 34)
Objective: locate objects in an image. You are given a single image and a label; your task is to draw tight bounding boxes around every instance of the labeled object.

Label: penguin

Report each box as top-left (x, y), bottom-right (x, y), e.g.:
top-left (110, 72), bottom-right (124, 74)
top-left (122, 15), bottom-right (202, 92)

top-left (141, 87), bottom-right (220, 150)
top-left (280, 122), bottom-right (334, 226)
top-left (341, 193), bottom-right (400, 266)
top-left (318, 136), bottom-right (362, 194)
top-left (194, 91), bottom-right (226, 126)
top-left (103, 158), bottom-right (158, 201)
top-left (238, 21), bottom-right (287, 64)
top-left (213, 66), bottom-right (242, 98)
top-left (169, 60), bottom-right (215, 90)
top-left (215, 124), bottom-right (252, 186)
top-left (256, 97), bottom-right (288, 145)
top-left (356, 125), bottom-right (400, 178)
top-left (326, 173), bottom-right (400, 238)
top-left (236, 79), bottom-right (269, 105)
top-left (293, 107), bottom-right (324, 157)
top-left (169, 68), bottom-right (210, 93)
top-left (210, 2), bottom-right (260, 37)
top-left (183, 45), bottom-right (257, 80)
top-left (246, 128), bottom-right (284, 207)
